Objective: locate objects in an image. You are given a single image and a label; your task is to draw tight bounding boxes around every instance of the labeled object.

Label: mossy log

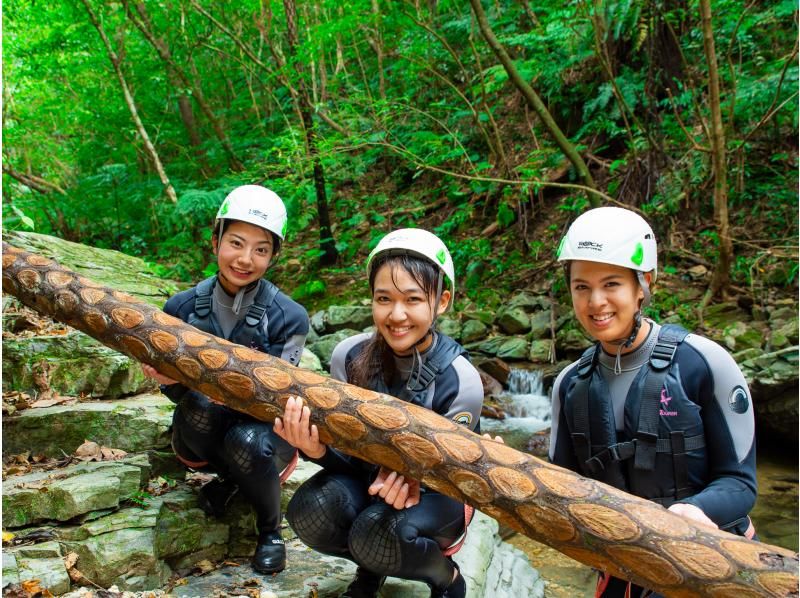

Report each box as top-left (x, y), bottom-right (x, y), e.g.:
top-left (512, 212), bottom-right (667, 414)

top-left (3, 242), bottom-right (797, 598)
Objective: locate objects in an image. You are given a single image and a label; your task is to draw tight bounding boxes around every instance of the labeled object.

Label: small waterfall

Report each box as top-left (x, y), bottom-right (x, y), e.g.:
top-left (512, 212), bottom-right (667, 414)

top-left (481, 368), bottom-right (551, 448)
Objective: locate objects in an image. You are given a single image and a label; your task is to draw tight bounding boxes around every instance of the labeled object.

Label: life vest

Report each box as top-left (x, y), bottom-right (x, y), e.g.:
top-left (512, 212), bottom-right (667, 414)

top-left (188, 276), bottom-right (279, 350)
top-left (371, 333), bottom-right (468, 410)
top-left (562, 324), bottom-right (707, 506)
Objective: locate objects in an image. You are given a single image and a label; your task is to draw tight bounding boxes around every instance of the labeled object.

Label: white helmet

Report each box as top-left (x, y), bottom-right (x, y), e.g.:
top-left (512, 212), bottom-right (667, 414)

top-left (216, 185), bottom-right (288, 241)
top-left (367, 228), bottom-right (455, 310)
top-left (557, 207), bottom-right (657, 281)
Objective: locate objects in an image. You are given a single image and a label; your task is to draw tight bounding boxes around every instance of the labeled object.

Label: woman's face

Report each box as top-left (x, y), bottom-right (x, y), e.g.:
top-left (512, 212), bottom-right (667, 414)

top-left (371, 263), bottom-right (450, 355)
top-left (569, 260), bottom-right (645, 352)
top-left (212, 220), bottom-right (274, 294)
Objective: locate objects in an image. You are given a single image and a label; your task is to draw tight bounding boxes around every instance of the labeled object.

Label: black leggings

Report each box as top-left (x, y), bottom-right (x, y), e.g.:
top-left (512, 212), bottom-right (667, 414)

top-left (172, 391), bottom-right (295, 533)
top-left (286, 470), bottom-right (465, 591)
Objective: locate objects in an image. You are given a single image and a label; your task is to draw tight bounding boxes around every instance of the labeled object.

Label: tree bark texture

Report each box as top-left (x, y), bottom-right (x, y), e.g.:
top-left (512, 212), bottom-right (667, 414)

top-left (282, 0), bottom-right (339, 266)
top-left (468, 0), bottom-right (599, 204)
top-left (80, 0), bottom-right (178, 204)
top-left (2, 243), bottom-right (797, 598)
top-left (699, 0), bottom-right (732, 300)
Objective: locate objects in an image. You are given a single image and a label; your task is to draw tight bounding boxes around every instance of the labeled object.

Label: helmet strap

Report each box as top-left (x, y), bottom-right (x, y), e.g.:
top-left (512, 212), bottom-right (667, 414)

top-left (636, 271), bottom-right (651, 308)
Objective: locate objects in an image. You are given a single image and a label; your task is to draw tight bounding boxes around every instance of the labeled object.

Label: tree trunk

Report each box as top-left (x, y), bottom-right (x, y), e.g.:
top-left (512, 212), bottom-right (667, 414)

top-left (2, 242), bottom-right (797, 598)
top-left (80, 0), bottom-right (178, 204)
top-left (282, 0), bottom-right (338, 266)
top-left (699, 0), bottom-right (732, 301)
top-left (467, 0), bottom-right (599, 203)
top-left (122, 0), bottom-right (244, 172)
top-left (168, 68), bottom-right (211, 178)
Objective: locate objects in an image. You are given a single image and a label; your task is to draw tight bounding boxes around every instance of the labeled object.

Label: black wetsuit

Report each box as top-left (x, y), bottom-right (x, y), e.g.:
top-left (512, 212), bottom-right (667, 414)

top-left (286, 332), bottom-right (484, 592)
top-left (550, 321), bottom-right (757, 598)
top-left (161, 276), bottom-right (309, 536)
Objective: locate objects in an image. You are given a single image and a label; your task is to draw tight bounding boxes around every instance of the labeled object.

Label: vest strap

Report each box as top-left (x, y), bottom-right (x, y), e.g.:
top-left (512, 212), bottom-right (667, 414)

top-left (233, 280), bottom-right (279, 348)
top-left (584, 434), bottom-right (704, 476)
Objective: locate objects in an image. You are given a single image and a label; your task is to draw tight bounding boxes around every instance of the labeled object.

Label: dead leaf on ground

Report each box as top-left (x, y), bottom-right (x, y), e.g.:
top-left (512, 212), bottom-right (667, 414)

top-left (64, 551), bottom-right (88, 584)
top-left (74, 440), bottom-right (127, 462)
top-left (29, 395), bottom-right (75, 408)
top-left (192, 559), bottom-right (217, 575)
top-left (20, 579), bottom-right (54, 597)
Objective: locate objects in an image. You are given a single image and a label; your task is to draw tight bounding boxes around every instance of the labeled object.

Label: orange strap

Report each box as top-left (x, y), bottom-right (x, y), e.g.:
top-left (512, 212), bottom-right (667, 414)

top-left (278, 450), bottom-right (299, 485)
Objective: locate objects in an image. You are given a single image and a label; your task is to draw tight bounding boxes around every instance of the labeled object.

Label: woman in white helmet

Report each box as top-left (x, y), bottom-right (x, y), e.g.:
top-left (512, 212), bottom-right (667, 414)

top-left (142, 184), bottom-right (309, 575)
top-left (275, 228), bottom-right (483, 598)
top-left (549, 207), bottom-right (757, 598)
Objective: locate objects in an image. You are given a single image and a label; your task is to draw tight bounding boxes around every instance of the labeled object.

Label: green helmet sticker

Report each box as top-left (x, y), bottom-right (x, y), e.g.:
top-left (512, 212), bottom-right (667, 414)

top-left (219, 199), bottom-right (230, 216)
top-left (436, 248), bottom-right (447, 265)
top-left (631, 242), bottom-right (644, 266)
top-left (282, 220), bottom-right (288, 237)
top-left (556, 236), bottom-right (566, 257)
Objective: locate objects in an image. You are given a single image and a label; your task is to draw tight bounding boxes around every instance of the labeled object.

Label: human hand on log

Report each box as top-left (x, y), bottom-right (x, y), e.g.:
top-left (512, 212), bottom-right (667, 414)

top-left (368, 466), bottom-right (421, 510)
top-left (668, 503), bottom-right (719, 530)
top-left (141, 363), bottom-right (178, 386)
top-left (274, 396), bottom-right (326, 459)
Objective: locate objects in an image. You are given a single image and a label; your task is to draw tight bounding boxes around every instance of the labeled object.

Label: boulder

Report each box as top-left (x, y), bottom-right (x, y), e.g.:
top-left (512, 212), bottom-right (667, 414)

top-left (496, 338), bottom-right (530, 361)
top-left (299, 347), bottom-right (325, 373)
top-left (768, 317), bottom-right (799, 351)
top-left (529, 310), bottom-right (552, 340)
top-left (438, 316), bottom-right (462, 341)
top-left (497, 307), bottom-right (531, 335)
top-left (2, 331), bottom-right (156, 399)
top-left (703, 302), bottom-right (752, 332)
top-left (462, 319), bottom-right (489, 343)
top-left (474, 357), bottom-right (511, 386)
top-left (556, 328), bottom-right (593, 355)
top-left (721, 321), bottom-right (767, 352)
top-left (4, 542), bottom-right (71, 595)
top-left (478, 369), bottom-right (503, 397)
top-left (507, 293), bottom-right (549, 312)
top-left (307, 329), bottom-right (361, 369)
top-left (3, 455), bottom-right (149, 528)
top-left (739, 346), bottom-right (799, 443)
top-left (3, 394), bottom-right (173, 459)
top-left (325, 305), bottom-right (374, 333)
top-left (529, 340), bottom-right (553, 364)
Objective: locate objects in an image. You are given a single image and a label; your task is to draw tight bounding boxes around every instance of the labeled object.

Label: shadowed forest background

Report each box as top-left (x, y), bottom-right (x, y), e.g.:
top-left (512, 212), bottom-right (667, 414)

top-left (3, 0), bottom-right (798, 319)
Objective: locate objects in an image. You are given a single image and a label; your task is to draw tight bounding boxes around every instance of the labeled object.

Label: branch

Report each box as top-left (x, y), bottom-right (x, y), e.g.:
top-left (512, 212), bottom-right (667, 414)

top-left (2, 165), bottom-right (67, 196)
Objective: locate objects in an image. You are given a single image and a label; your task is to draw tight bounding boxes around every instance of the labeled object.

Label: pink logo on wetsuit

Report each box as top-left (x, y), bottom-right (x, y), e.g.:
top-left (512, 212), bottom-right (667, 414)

top-left (659, 388), bottom-right (678, 416)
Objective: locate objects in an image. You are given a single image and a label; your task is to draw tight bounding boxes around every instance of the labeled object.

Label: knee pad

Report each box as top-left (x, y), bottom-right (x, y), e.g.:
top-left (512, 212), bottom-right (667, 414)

top-left (287, 473), bottom-right (361, 555)
top-left (177, 393), bottom-right (216, 434)
top-left (348, 504), bottom-right (404, 575)
top-left (223, 422), bottom-right (274, 476)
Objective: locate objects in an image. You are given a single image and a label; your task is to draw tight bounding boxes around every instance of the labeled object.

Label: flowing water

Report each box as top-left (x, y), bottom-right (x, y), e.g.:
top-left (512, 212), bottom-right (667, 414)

top-left (481, 368), bottom-right (799, 597)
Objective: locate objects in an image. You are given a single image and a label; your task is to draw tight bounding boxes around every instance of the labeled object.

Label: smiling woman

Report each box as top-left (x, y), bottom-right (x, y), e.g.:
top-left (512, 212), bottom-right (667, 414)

top-left (549, 207), bottom-right (758, 598)
top-left (274, 228), bottom-right (483, 598)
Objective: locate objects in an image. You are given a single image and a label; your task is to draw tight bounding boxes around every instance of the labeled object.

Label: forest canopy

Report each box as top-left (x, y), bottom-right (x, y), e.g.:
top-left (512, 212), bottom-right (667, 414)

top-left (3, 0), bottom-right (797, 315)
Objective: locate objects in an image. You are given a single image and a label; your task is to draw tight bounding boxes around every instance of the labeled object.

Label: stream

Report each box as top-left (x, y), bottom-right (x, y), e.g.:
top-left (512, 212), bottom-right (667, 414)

top-left (480, 368), bottom-right (799, 597)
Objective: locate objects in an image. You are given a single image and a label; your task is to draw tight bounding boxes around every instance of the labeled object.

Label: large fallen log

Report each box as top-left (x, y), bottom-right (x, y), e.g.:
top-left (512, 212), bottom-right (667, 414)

top-left (3, 242), bottom-right (797, 598)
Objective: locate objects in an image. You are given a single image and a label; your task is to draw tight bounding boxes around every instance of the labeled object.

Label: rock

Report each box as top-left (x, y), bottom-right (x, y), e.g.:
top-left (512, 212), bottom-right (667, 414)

top-left (299, 348), bottom-right (325, 373)
top-left (529, 311), bottom-right (552, 340)
top-left (307, 329), bottom-right (361, 369)
top-left (703, 302), bottom-right (752, 332)
top-left (438, 316), bottom-right (462, 340)
top-left (310, 310), bottom-right (327, 334)
top-left (464, 310), bottom-right (495, 326)
top-left (325, 305), bottom-right (374, 333)
top-left (507, 293), bottom-right (549, 312)
top-left (768, 317), bottom-right (799, 351)
top-left (3, 394), bottom-right (173, 458)
top-left (555, 328), bottom-right (593, 355)
top-left (478, 336), bottom-right (507, 357)
top-left (768, 305), bottom-right (797, 325)
top-left (526, 429), bottom-right (551, 459)
top-left (2, 330), bottom-right (156, 398)
top-left (462, 319), bottom-right (489, 343)
top-left (478, 369), bottom-right (503, 397)
top-left (721, 321), bottom-right (767, 352)
top-left (474, 357), bottom-right (511, 386)
top-left (687, 265), bottom-right (708, 280)
top-left (6, 542), bottom-right (71, 595)
top-left (62, 527), bottom-right (171, 591)
top-left (3, 455), bottom-right (149, 528)
top-left (4, 231), bottom-right (178, 307)
top-left (529, 340), bottom-right (553, 364)
top-left (496, 338), bottom-right (530, 361)
top-left (740, 347), bottom-right (799, 443)
top-left (154, 490), bottom-right (230, 561)
top-left (497, 307), bottom-right (531, 335)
